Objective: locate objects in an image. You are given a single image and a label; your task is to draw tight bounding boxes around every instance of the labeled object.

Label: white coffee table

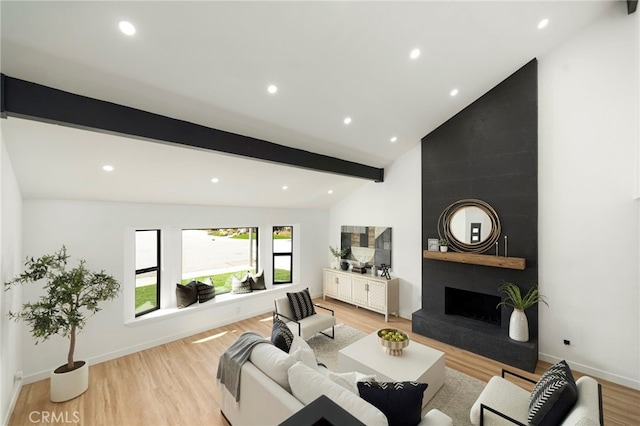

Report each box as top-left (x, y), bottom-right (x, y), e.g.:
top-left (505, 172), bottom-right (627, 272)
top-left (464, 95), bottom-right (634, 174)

top-left (338, 331), bottom-right (445, 406)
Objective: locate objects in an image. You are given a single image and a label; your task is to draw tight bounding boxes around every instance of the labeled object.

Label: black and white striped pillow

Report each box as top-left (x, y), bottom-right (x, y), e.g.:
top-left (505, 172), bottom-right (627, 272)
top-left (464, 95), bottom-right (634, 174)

top-left (271, 317), bottom-right (294, 352)
top-left (528, 360), bottom-right (578, 425)
top-left (286, 288), bottom-right (316, 320)
top-left (196, 281), bottom-right (215, 303)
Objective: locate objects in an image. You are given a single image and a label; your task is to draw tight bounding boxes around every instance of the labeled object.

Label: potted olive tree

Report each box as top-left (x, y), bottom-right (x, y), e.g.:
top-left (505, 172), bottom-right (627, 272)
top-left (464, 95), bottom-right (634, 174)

top-left (496, 281), bottom-right (548, 342)
top-left (4, 246), bottom-right (120, 402)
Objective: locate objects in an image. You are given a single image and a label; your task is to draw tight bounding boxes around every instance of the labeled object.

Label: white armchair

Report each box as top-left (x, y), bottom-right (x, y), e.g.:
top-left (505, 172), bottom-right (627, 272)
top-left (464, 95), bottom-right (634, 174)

top-left (274, 296), bottom-right (336, 340)
top-left (470, 368), bottom-right (603, 426)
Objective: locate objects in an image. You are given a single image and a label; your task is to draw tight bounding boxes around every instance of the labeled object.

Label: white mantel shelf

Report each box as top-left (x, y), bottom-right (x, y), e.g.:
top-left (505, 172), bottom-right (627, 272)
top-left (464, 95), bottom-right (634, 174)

top-left (423, 250), bottom-right (526, 270)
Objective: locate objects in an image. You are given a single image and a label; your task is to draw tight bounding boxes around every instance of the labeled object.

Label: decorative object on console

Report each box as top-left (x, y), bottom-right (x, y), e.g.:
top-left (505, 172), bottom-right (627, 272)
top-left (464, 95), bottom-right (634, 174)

top-left (427, 238), bottom-right (439, 251)
top-left (351, 265), bottom-right (367, 274)
top-left (497, 281), bottom-right (548, 342)
top-left (377, 328), bottom-right (410, 356)
top-left (437, 199), bottom-right (501, 254)
top-left (340, 261), bottom-right (349, 271)
top-left (341, 226), bottom-right (392, 268)
top-left (4, 246), bottom-right (120, 402)
top-left (329, 245), bottom-right (349, 269)
top-left (380, 263), bottom-right (391, 280)
top-left (357, 381), bottom-right (428, 426)
top-left (439, 238), bottom-right (449, 252)
top-left (176, 281), bottom-right (198, 308)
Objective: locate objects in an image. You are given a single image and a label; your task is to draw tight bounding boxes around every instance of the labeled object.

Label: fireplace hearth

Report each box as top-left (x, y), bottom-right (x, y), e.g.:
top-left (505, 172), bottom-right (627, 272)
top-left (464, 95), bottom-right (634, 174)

top-left (445, 287), bottom-right (501, 325)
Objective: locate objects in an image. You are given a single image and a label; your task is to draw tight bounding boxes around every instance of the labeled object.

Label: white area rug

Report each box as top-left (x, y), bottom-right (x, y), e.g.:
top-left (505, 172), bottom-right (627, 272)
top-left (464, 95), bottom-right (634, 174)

top-left (306, 324), bottom-right (487, 426)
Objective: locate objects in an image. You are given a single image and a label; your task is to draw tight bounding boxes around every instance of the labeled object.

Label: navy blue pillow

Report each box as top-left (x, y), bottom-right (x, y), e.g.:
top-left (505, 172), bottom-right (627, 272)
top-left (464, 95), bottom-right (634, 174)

top-left (357, 381), bottom-right (428, 426)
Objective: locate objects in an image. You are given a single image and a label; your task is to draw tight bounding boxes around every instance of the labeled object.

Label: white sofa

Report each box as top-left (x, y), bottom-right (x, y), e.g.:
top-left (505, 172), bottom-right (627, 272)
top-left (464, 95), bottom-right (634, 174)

top-left (218, 335), bottom-right (452, 426)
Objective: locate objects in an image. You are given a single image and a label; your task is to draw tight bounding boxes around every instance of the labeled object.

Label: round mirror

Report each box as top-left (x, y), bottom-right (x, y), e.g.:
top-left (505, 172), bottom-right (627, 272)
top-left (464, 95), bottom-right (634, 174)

top-left (438, 199), bottom-right (501, 253)
top-left (450, 206), bottom-right (492, 244)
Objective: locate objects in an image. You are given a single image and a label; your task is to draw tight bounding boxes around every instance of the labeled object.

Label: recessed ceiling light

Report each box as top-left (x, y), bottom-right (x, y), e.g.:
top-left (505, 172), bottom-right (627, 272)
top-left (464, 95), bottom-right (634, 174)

top-left (538, 18), bottom-right (549, 29)
top-left (211, 178), bottom-right (219, 183)
top-left (102, 165), bottom-right (114, 172)
top-left (410, 48), bottom-right (421, 60)
top-left (118, 21), bottom-right (136, 36)
top-left (267, 84), bottom-right (278, 94)
top-left (390, 136), bottom-right (398, 143)
top-left (328, 190), bottom-right (334, 195)
top-left (343, 117), bottom-right (352, 125)
top-left (450, 89), bottom-right (459, 97)
top-left (282, 185), bottom-right (288, 190)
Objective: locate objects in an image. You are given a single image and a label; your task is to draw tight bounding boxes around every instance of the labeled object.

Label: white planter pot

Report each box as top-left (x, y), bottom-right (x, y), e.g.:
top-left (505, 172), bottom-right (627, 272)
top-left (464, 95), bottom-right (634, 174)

top-left (50, 361), bottom-right (89, 402)
top-left (439, 246), bottom-right (448, 252)
top-left (509, 309), bottom-right (529, 342)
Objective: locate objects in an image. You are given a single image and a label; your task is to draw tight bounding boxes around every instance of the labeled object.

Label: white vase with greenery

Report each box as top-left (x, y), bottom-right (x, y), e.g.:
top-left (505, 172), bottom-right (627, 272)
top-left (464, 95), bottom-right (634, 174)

top-left (497, 281), bottom-right (548, 342)
top-left (329, 245), bottom-right (349, 269)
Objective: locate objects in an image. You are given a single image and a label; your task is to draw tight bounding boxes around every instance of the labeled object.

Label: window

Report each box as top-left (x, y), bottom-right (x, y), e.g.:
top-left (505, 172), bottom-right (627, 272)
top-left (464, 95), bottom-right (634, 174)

top-left (135, 229), bottom-right (161, 317)
top-left (273, 226), bottom-right (292, 284)
top-left (182, 228), bottom-right (258, 295)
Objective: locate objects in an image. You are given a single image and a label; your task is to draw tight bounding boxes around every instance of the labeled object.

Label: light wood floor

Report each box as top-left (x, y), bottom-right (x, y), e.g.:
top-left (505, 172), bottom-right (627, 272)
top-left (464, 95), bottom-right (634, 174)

top-left (9, 298), bottom-right (640, 425)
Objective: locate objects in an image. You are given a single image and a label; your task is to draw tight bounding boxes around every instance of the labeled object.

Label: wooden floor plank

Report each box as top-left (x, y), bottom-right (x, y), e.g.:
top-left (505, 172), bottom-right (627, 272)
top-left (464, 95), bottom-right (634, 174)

top-left (8, 298), bottom-right (640, 425)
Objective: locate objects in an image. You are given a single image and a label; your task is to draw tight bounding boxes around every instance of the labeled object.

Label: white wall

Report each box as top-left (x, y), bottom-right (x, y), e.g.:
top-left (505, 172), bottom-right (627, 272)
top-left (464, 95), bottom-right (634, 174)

top-left (19, 200), bottom-right (328, 382)
top-left (330, 5), bottom-right (640, 390)
top-left (0, 135), bottom-right (24, 425)
top-left (329, 143), bottom-right (422, 318)
top-left (538, 4), bottom-right (639, 388)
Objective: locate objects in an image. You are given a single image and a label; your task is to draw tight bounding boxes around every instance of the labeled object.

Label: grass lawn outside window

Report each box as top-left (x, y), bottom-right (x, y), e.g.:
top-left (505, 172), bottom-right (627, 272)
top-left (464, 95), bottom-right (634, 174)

top-left (134, 269), bottom-right (290, 310)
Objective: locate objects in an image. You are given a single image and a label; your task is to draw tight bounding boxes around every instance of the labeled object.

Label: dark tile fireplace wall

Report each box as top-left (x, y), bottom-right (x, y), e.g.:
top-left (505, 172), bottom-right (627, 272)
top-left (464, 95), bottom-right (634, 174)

top-left (412, 59), bottom-right (539, 372)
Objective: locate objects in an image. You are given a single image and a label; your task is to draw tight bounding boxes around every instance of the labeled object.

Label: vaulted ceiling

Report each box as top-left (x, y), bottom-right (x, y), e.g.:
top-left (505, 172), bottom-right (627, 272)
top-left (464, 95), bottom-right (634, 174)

top-left (0, 1), bottom-right (617, 208)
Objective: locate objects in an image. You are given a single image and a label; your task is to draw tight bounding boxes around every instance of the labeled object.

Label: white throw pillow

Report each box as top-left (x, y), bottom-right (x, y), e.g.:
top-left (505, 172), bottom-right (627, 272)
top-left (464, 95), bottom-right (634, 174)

top-left (290, 346), bottom-right (318, 370)
top-left (288, 362), bottom-right (388, 426)
top-left (327, 371), bottom-right (377, 395)
top-left (249, 343), bottom-right (296, 392)
top-left (288, 335), bottom-right (312, 354)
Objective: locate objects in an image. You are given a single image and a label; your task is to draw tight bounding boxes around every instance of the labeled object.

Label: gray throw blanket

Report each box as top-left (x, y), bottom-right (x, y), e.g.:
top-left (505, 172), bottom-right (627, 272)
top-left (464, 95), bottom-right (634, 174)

top-left (216, 331), bottom-right (270, 401)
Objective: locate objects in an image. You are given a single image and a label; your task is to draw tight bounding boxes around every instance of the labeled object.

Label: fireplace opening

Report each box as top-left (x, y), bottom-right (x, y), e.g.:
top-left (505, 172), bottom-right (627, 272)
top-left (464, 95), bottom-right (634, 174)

top-left (445, 287), bottom-right (501, 325)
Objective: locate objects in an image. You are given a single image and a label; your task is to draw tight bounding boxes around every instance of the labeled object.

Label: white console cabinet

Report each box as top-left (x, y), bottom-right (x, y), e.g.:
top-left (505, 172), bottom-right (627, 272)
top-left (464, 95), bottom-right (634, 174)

top-left (323, 268), bottom-right (399, 321)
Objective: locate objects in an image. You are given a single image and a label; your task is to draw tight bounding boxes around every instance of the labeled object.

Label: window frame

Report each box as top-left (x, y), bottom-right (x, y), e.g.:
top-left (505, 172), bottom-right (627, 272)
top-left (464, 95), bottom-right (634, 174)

top-left (272, 226), bottom-right (293, 285)
top-left (135, 229), bottom-right (161, 318)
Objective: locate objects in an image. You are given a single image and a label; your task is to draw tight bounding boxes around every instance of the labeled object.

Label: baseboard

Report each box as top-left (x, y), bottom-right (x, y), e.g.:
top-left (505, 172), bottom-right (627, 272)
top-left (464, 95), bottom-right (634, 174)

top-left (539, 352), bottom-right (640, 390)
top-left (22, 305), bottom-right (274, 385)
top-left (3, 379), bottom-right (22, 426)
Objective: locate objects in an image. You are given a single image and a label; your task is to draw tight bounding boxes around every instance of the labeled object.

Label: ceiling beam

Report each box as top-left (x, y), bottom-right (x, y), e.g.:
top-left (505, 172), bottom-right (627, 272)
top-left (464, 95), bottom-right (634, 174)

top-left (0, 74), bottom-right (384, 182)
top-left (629, 0), bottom-right (638, 14)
